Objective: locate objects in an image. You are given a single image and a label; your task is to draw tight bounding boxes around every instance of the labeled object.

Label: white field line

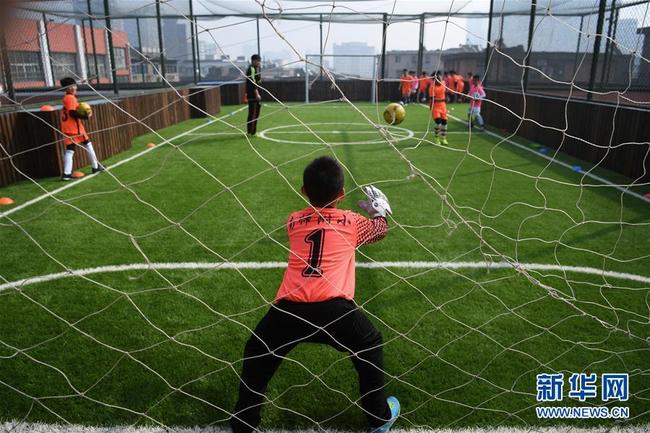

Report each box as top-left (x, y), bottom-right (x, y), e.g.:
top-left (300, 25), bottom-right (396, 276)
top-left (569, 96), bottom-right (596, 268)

top-left (0, 106), bottom-right (247, 220)
top-left (1, 261), bottom-right (648, 292)
top-left (442, 109), bottom-right (650, 204)
top-left (2, 422), bottom-right (649, 433)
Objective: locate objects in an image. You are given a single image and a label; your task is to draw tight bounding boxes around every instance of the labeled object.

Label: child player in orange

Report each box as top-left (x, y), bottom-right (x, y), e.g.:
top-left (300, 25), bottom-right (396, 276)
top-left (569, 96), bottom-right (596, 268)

top-left (428, 70), bottom-right (449, 145)
top-left (454, 72), bottom-right (465, 102)
top-left (231, 156), bottom-right (400, 433)
top-left (417, 71), bottom-right (429, 103)
top-left (399, 69), bottom-right (411, 105)
top-left (59, 77), bottom-right (104, 180)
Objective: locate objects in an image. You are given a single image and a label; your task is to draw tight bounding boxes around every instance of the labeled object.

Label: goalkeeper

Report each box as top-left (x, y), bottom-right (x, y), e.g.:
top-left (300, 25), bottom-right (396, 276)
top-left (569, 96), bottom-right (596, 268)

top-left (231, 156), bottom-right (400, 433)
top-left (59, 77), bottom-right (104, 181)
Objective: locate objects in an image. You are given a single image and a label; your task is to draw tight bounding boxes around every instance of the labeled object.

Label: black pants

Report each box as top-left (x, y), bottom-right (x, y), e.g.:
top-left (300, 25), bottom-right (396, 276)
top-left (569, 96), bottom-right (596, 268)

top-left (247, 100), bottom-right (261, 135)
top-left (231, 298), bottom-right (390, 433)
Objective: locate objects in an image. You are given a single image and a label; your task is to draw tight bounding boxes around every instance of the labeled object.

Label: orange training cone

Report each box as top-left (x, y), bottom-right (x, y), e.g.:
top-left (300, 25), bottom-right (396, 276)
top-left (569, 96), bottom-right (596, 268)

top-left (0, 197), bottom-right (15, 206)
top-left (146, 143), bottom-right (156, 149)
top-left (40, 105), bottom-right (55, 112)
top-left (72, 171), bottom-right (85, 178)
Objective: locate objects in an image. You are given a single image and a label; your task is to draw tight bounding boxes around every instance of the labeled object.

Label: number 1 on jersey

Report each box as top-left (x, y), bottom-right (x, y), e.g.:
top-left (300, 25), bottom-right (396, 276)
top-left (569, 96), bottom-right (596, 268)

top-left (302, 228), bottom-right (324, 277)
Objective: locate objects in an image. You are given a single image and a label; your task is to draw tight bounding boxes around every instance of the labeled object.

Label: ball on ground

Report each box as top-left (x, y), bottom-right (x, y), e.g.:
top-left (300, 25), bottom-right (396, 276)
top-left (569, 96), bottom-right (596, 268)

top-left (383, 103), bottom-right (406, 125)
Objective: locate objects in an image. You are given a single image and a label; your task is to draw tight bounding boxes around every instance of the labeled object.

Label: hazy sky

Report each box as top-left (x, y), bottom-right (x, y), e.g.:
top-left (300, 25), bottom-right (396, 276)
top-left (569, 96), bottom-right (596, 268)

top-left (197, 15), bottom-right (487, 61)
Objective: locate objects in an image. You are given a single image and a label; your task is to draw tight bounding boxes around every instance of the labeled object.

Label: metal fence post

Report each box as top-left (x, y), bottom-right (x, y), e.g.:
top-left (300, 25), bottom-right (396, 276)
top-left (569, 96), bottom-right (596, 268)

top-left (136, 18), bottom-right (146, 83)
top-left (103, 0), bottom-right (119, 94)
top-left (587, 0), bottom-right (607, 100)
top-left (416, 14), bottom-right (425, 77)
top-left (600, 0), bottom-right (616, 88)
top-left (42, 13), bottom-right (56, 86)
top-left (189, 0), bottom-right (198, 84)
top-left (484, 0), bottom-right (494, 81)
top-left (256, 16), bottom-right (261, 55)
top-left (380, 13), bottom-right (388, 79)
top-left (156, 0), bottom-right (166, 81)
top-left (573, 15), bottom-right (585, 75)
top-left (523, 0), bottom-right (537, 92)
top-left (87, 0), bottom-right (100, 85)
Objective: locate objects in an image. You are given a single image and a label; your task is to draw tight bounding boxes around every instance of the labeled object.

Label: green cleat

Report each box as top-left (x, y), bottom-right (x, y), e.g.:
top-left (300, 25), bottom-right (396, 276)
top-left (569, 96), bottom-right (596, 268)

top-left (432, 136), bottom-right (441, 145)
top-left (441, 137), bottom-right (449, 146)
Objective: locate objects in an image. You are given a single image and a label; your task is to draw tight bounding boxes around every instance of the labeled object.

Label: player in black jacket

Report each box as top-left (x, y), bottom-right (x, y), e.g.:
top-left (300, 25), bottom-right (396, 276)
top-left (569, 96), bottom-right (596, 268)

top-left (245, 54), bottom-right (262, 136)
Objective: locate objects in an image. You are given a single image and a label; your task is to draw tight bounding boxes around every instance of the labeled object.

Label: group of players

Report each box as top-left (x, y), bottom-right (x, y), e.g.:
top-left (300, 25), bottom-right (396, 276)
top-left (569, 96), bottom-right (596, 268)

top-left (399, 68), bottom-right (486, 146)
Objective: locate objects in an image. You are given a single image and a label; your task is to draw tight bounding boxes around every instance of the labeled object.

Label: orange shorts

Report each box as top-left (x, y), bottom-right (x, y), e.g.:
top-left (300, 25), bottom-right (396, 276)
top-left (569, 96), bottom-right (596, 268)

top-left (431, 103), bottom-right (447, 120)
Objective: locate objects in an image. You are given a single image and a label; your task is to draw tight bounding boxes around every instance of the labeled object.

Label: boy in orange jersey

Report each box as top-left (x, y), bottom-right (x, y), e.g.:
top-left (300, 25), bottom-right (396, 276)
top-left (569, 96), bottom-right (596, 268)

top-left (454, 72), bottom-right (465, 102)
top-left (231, 156), bottom-right (400, 433)
top-left (399, 69), bottom-right (411, 105)
top-left (59, 77), bottom-right (104, 180)
top-left (417, 71), bottom-right (429, 103)
top-left (428, 71), bottom-right (449, 145)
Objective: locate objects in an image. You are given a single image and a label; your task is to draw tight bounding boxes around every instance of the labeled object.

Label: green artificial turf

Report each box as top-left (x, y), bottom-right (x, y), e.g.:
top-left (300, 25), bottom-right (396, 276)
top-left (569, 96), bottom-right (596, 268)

top-left (0, 102), bottom-right (648, 430)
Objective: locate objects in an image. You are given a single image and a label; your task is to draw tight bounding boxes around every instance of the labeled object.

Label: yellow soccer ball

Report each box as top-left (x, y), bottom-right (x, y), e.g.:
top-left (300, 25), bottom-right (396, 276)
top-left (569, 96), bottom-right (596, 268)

top-left (383, 102), bottom-right (406, 125)
top-left (77, 102), bottom-right (92, 117)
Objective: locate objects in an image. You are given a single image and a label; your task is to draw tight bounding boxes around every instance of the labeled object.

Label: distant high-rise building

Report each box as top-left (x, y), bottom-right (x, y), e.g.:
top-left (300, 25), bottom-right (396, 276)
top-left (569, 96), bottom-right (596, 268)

top-left (332, 42), bottom-right (376, 78)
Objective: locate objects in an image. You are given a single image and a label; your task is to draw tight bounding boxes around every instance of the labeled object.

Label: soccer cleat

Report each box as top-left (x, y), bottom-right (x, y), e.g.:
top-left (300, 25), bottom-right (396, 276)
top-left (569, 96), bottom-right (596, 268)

top-left (441, 137), bottom-right (449, 146)
top-left (61, 174), bottom-right (76, 181)
top-left (373, 396), bottom-right (400, 433)
top-left (92, 163), bottom-right (106, 174)
top-left (432, 136), bottom-right (441, 145)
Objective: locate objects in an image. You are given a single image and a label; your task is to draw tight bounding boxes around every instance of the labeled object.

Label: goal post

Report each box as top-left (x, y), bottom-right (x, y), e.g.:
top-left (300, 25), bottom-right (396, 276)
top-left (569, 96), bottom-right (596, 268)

top-left (305, 54), bottom-right (379, 104)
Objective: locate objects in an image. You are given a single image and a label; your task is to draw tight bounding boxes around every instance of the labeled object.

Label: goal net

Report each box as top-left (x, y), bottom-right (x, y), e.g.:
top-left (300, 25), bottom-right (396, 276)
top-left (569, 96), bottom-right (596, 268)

top-left (0, 1), bottom-right (648, 433)
top-left (305, 54), bottom-right (379, 103)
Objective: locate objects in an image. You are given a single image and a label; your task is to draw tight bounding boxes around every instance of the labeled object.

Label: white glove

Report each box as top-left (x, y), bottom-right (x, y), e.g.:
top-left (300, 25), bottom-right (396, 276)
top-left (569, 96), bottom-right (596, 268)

top-left (358, 185), bottom-right (392, 219)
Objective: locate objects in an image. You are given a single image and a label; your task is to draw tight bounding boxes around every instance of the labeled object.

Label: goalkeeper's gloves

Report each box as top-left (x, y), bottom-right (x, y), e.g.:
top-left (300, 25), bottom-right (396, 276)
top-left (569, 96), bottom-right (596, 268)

top-left (358, 185), bottom-right (392, 219)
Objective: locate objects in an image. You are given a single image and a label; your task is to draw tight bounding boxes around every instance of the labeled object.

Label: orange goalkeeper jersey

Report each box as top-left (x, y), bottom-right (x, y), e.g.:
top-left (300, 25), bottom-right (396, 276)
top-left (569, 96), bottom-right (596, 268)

top-left (275, 207), bottom-right (388, 303)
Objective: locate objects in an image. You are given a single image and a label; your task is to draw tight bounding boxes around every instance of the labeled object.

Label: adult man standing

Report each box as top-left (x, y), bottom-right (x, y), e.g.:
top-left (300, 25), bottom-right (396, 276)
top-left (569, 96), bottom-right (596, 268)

top-left (245, 54), bottom-right (262, 136)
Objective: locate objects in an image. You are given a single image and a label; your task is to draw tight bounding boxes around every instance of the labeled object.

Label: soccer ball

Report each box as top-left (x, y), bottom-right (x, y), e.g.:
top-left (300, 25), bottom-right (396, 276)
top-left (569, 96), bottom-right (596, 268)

top-left (383, 103), bottom-right (406, 125)
top-left (77, 102), bottom-right (92, 117)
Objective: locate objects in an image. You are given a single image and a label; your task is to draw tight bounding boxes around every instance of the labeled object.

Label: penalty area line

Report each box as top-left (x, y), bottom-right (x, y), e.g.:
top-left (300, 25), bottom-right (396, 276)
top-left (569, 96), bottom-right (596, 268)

top-left (1, 260), bottom-right (649, 292)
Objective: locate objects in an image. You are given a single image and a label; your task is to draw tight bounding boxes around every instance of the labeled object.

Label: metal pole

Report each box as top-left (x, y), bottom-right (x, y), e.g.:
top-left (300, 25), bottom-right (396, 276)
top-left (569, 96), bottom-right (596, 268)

top-left (496, 12), bottom-right (504, 83)
top-left (256, 16), bottom-right (261, 55)
top-left (156, 0), bottom-right (166, 80)
top-left (189, 0), bottom-right (198, 84)
top-left (81, 18), bottom-right (90, 79)
top-left (103, 0), bottom-right (119, 94)
top-left (573, 15), bottom-right (584, 75)
top-left (380, 13), bottom-right (387, 80)
top-left (587, 0), bottom-right (607, 100)
top-left (416, 14), bottom-right (425, 76)
top-left (319, 14), bottom-right (323, 80)
top-left (195, 20), bottom-right (202, 81)
top-left (42, 13), bottom-right (56, 85)
top-left (522, 0), bottom-right (537, 92)
top-left (305, 59), bottom-right (309, 103)
top-left (87, 0), bottom-right (100, 84)
top-left (0, 28), bottom-right (15, 102)
top-left (604, 7), bottom-right (619, 87)
top-left (484, 0), bottom-right (494, 81)
top-left (600, 0), bottom-right (616, 88)
top-left (136, 18), bottom-right (145, 83)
